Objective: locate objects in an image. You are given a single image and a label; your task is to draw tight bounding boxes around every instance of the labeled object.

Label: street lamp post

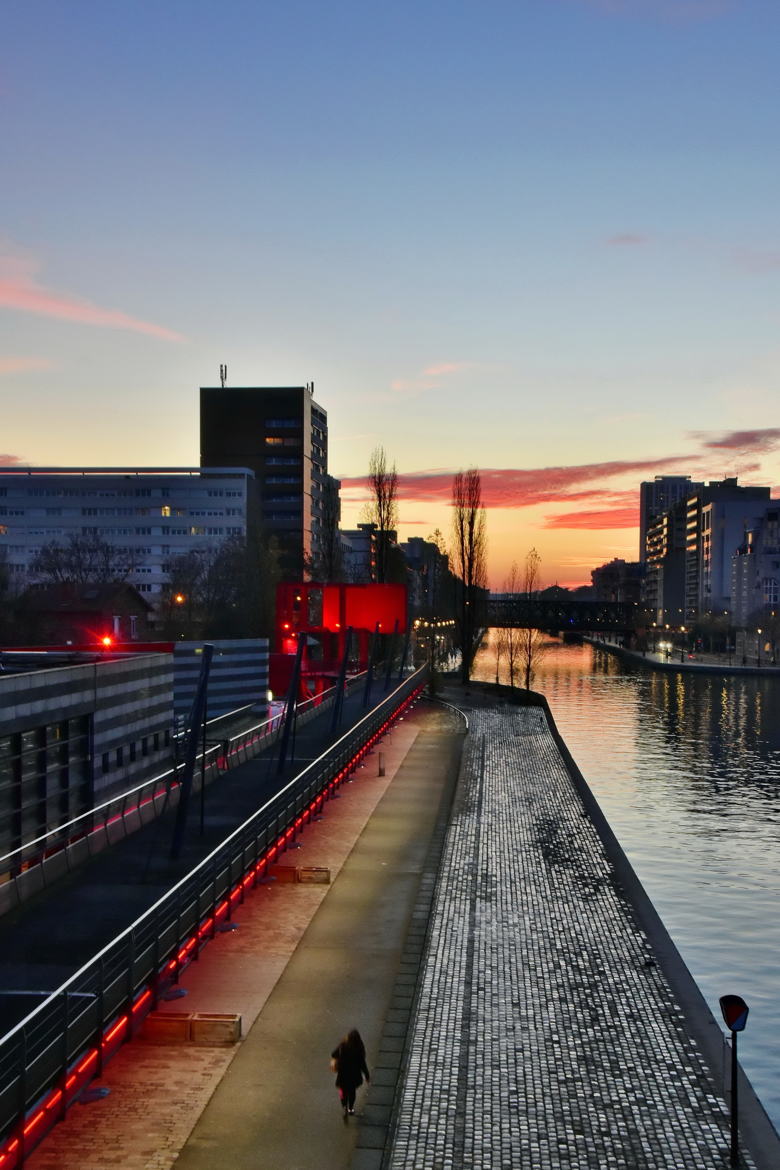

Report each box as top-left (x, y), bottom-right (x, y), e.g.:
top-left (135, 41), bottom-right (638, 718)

top-left (719, 995), bottom-right (749, 1168)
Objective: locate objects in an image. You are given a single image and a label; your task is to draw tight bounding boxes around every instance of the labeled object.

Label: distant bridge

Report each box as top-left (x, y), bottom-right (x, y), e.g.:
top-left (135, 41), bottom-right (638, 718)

top-left (482, 596), bottom-right (649, 633)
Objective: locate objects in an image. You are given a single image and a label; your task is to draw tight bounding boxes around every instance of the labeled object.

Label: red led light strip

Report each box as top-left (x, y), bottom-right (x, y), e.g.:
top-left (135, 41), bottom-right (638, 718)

top-left (0, 686), bottom-right (423, 1168)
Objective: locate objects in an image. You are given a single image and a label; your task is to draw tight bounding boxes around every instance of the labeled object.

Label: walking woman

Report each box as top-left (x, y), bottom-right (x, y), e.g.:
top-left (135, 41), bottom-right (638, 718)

top-left (331, 1028), bottom-right (370, 1119)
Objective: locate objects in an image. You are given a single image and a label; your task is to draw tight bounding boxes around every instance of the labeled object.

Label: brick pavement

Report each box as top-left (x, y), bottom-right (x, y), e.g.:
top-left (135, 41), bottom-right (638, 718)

top-left (383, 699), bottom-right (756, 1170)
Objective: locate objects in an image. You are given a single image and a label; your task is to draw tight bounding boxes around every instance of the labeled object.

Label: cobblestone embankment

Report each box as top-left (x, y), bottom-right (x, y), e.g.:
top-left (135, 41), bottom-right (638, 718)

top-left (380, 691), bottom-right (774, 1170)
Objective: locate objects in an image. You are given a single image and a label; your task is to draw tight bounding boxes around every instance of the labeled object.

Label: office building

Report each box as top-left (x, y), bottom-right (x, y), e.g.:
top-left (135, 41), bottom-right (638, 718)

top-left (199, 383), bottom-right (329, 577)
top-left (0, 467), bottom-right (253, 608)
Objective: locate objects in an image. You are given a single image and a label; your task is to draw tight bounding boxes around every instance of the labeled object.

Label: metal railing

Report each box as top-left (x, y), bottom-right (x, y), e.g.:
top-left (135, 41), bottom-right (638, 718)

top-left (0, 665), bottom-right (427, 1167)
top-left (0, 670), bottom-right (372, 905)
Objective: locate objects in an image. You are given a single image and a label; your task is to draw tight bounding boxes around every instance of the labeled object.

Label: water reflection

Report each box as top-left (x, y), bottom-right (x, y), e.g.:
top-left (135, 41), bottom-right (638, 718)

top-left (473, 634), bottom-right (780, 1130)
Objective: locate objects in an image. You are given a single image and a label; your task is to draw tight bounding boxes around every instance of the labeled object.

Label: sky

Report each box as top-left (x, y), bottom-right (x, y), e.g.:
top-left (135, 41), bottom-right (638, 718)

top-left (2, 0), bottom-right (779, 589)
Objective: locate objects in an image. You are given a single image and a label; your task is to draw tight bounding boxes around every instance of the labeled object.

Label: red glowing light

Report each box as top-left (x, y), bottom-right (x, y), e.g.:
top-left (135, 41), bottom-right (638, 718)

top-left (101, 635), bottom-right (113, 647)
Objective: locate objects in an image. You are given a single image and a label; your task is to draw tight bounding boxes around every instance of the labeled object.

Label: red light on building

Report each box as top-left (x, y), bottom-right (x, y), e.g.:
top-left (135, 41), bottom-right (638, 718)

top-left (101, 635), bottom-right (113, 648)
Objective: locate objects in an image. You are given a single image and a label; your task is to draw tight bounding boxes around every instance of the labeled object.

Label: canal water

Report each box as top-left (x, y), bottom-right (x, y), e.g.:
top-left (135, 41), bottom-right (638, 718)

top-left (472, 634), bottom-right (780, 1131)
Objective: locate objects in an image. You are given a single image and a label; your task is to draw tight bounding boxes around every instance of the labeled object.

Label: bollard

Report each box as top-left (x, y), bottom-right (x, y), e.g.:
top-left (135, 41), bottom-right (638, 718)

top-left (378, 752), bottom-right (385, 777)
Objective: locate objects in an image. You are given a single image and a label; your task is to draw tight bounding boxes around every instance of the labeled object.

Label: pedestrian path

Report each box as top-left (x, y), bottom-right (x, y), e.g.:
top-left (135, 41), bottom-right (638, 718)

top-left (24, 702), bottom-right (464, 1170)
top-left (382, 694), bottom-right (759, 1170)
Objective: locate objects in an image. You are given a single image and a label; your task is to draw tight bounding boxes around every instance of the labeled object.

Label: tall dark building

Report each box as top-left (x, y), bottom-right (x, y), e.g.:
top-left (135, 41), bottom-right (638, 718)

top-left (639, 476), bottom-right (701, 563)
top-left (200, 384), bottom-right (328, 577)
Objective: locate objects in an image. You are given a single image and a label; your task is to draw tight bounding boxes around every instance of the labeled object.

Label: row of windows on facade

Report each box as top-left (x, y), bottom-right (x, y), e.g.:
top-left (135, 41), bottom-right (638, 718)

top-left (102, 729), bottom-right (171, 774)
top-left (0, 524), bottom-right (245, 538)
top-left (0, 487), bottom-right (246, 499)
top-left (0, 718), bottom-right (92, 853)
top-left (0, 506), bottom-right (244, 518)
top-left (0, 526), bottom-right (244, 554)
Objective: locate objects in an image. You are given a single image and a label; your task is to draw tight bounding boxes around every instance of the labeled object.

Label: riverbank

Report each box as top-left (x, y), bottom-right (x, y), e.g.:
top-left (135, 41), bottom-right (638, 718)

top-left (588, 636), bottom-right (780, 676)
top-left (386, 683), bottom-right (777, 1169)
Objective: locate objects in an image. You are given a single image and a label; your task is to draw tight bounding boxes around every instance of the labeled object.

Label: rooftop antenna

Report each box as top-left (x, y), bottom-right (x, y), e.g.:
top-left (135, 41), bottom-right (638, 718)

top-left (220, 363), bottom-right (227, 388)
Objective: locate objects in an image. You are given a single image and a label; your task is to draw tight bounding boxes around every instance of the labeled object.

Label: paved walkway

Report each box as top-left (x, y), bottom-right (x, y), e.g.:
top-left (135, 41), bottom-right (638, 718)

top-left (22, 687), bottom-right (774, 1170)
top-left (383, 691), bottom-right (759, 1169)
top-left (25, 702), bottom-right (463, 1170)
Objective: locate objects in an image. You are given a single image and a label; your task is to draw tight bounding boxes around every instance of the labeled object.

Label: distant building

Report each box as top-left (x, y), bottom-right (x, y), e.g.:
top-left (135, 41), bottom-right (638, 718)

top-left (399, 536), bottom-right (455, 618)
top-left (643, 500), bottom-right (688, 626)
top-left (0, 467), bottom-right (253, 611)
top-left (591, 558), bottom-right (644, 604)
top-left (639, 476), bottom-right (702, 563)
top-left (731, 505), bottom-right (780, 626)
top-left (199, 383), bottom-right (329, 578)
top-left (341, 523), bottom-right (380, 583)
top-left (684, 479), bottom-right (771, 620)
top-left (15, 582), bottom-right (155, 645)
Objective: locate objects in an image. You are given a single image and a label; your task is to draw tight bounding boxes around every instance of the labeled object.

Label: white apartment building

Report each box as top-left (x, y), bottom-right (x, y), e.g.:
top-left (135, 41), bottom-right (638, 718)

top-left (0, 467), bottom-right (253, 607)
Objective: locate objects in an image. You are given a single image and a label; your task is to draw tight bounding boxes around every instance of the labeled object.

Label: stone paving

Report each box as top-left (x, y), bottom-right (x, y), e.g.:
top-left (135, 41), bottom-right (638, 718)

top-left (383, 701), bottom-right (755, 1170)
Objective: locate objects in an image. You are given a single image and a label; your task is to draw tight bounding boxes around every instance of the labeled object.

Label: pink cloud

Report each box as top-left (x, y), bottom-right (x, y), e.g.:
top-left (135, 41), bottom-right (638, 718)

top-left (690, 428), bottom-right (780, 454)
top-left (543, 506), bottom-right (640, 530)
top-left (0, 454), bottom-right (23, 466)
top-left (340, 455), bottom-right (697, 509)
top-left (422, 361), bottom-right (470, 377)
top-left (731, 249), bottom-right (780, 274)
top-left (606, 233), bottom-right (650, 246)
top-left (0, 356), bottom-right (53, 375)
top-left (390, 360), bottom-right (471, 394)
top-left (0, 252), bottom-right (184, 341)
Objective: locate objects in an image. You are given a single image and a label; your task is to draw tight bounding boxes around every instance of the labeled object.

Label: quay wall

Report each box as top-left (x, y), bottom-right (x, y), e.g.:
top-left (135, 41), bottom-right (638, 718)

top-left (587, 637), bottom-right (780, 677)
top-left (533, 687), bottom-right (780, 1169)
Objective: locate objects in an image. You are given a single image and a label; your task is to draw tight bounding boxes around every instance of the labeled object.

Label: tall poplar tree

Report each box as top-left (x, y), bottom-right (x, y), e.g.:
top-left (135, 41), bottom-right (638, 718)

top-left (452, 468), bottom-right (488, 683)
top-left (364, 445), bottom-right (399, 583)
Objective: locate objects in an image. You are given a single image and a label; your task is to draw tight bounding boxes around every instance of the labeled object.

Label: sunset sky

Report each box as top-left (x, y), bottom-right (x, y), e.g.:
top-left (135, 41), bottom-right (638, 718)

top-left (2, 0), bottom-right (779, 588)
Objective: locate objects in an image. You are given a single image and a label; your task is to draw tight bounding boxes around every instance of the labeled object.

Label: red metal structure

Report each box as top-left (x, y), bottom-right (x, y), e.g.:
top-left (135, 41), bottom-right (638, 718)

top-left (272, 582), bottom-right (407, 699)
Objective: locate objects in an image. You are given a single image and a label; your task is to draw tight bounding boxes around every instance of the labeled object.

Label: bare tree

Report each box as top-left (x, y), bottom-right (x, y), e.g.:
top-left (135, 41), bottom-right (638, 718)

top-left (30, 533), bottom-right (136, 587)
top-left (494, 626), bottom-right (509, 685)
top-left (363, 446), bottom-right (398, 583)
top-left (163, 526), bottom-right (282, 639)
top-left (518, 547), bottom-right (546, 689)
top-left (503, 560), bottom-right (521, 687)
top-left (315, 476), bottom-right (344, 582)
top-left (452, 468), bottom-right (488, 683)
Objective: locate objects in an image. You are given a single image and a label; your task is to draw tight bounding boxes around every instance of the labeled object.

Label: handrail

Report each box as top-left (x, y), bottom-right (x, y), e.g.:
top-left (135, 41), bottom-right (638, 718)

top-left (0, 670), bottom-right (372, 876)
top-left (7, 668), bottom-right (423, 1030)
top-left (0, 665), bottom-right (428, 1166)
top-left (0, 709), bottom-right (283, 873)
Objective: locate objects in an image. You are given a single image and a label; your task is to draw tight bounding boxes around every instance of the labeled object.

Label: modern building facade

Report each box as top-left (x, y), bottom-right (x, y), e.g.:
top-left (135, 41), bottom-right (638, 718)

top-left (684, 479), bottom-right (771, 620)
top-left (643, 500), bottom-right (688, 626)
top-left (199, 383), bottom-right (329, 577)
top-left (639, 476), bottom-right (702, 563)
top-left (731, 505), bottom-right (780, 626)
top-left (172, 638), bottom-right (269, 727)
top-left (0, 467), bottom-right (253, 609)
top-left (0, 652), bottom-right (173, 860)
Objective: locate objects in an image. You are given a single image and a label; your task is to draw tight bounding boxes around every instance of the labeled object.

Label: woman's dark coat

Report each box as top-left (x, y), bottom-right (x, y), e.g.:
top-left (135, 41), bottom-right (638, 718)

top-left (331, 1038), bottom-right (369, 1090)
